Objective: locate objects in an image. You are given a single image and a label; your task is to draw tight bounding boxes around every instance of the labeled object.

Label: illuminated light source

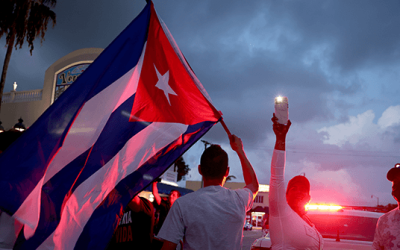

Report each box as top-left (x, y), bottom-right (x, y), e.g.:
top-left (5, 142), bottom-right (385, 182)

top-left (305, 203), bottom-right (343, 211)
top-left (0, 121), bottom-right (4, 133)
top-left (149, 194), bottom-right (155, 202)
top-left (259, 184), bottom-right (269, 192)
top-left (276, 96), bottom-right (283, 103)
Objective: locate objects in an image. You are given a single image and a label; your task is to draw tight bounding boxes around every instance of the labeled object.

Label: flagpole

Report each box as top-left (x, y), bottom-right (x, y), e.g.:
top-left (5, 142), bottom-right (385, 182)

top-left (220, 118), bottom-right (231, 137)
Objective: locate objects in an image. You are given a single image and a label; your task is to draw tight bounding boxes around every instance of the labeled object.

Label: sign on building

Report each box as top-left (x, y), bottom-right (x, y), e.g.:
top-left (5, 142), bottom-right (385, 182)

top-left (54, 64), bottom-right (90, 100)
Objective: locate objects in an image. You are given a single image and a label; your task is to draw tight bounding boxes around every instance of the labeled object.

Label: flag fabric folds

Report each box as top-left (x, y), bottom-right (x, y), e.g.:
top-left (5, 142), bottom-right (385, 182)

top-left (0, 2), bottom-right (221, 249)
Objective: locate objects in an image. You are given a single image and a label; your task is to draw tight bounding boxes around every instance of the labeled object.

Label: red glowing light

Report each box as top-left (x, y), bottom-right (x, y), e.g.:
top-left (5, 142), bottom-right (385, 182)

top-left (305, 203), bottom-right (343, 211)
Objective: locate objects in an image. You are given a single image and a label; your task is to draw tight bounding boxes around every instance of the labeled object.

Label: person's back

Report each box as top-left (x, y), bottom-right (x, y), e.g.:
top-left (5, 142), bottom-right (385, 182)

top-left (157, 135), bottom-right (259, 250)
top-left (160, 185), bottom-right (253, 250)
top-left (107, 196), bottom-right (154, 250)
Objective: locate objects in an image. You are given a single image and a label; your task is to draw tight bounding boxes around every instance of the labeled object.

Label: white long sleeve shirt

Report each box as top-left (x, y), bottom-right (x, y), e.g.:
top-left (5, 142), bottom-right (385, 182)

top-left (269, 149), bottom-right (323, 250)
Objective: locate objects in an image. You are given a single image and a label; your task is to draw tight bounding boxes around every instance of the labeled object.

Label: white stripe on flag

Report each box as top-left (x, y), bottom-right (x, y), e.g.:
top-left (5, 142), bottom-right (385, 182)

top-left (38, 122), bottom-right (188, 250)
top-left (16, 44), bottom-right (147, 238)
top-left (157, 12), bottom-right (214, 105)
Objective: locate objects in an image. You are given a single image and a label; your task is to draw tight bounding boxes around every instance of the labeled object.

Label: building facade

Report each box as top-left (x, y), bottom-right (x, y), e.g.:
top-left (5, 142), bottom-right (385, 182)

top-left (0, 48), bottom-right (103, 130)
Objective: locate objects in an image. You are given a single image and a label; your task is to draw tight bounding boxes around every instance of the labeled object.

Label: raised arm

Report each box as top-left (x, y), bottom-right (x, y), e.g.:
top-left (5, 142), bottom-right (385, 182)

top-left (152, 181), bottom-right (161, 206)
top-left (230, 134), bottom-right (259, 198)
top-left (269, 114), bottom-right (291, 216)
top-left (272, 115), bottom-right (291, 151)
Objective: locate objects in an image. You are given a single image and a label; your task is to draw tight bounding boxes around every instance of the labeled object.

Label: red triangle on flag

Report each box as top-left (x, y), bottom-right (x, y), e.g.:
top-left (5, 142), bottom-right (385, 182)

top-left (130, 4), bottom-right (220, 125)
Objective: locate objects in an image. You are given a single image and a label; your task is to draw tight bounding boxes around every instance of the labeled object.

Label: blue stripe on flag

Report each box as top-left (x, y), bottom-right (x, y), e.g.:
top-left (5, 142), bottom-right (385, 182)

top-left (0, 2), bottom-right (151, 214)
top-left (15, 93), bottom-right (152, 249)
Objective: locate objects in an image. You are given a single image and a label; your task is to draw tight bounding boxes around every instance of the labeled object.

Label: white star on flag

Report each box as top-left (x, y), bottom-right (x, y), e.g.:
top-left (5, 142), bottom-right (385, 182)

top-left (154, 64), bottom-right (177, 105)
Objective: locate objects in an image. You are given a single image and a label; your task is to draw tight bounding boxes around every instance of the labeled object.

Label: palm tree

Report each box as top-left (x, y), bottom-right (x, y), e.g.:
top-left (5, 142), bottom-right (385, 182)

top-left (226, 175), bottom-right (236, 182)
top-left (174, 156), bottom-right (190, 182)
top-left (0, 0), bottom-right (57, 110)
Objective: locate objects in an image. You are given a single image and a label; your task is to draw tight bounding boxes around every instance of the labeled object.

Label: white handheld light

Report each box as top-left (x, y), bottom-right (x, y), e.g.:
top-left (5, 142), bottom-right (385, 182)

top-left (274, 96), bottom-right (289, 124)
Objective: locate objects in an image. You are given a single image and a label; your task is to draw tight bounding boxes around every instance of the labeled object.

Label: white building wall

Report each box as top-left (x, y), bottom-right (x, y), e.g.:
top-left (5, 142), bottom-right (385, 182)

top-left (0, 48), bottom-right (103, 130)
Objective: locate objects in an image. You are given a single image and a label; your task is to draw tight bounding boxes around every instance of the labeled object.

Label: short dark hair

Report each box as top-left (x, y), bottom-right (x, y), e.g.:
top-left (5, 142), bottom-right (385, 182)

top-left (286, 175), bottom-right (310, 195)
top-left (200, 144), bottom-right (228, 179)
top-left (170, 189), bottom-right (181, 197)
top-left (387, 163), bottom-right (400, 181)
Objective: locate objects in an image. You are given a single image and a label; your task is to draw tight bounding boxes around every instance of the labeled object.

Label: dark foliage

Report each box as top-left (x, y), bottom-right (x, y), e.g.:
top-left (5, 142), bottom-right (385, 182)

top-left (174, 157), bottom-right (190, 182)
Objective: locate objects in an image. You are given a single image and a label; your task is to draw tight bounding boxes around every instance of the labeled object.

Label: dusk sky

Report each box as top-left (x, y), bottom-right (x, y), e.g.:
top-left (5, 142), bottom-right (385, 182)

top-left (1, 0), bottom-right (400, 206)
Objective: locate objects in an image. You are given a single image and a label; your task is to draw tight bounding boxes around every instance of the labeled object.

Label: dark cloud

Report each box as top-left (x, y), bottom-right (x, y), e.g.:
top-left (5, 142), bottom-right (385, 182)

top-left (260, 0), bottom-right (400, 72)
top-left (1, 0), bottom-right (400, 204)
top-left (1, 0), bottom-right (399, 131)
top-left (385, 124), bottom-right (400, 145)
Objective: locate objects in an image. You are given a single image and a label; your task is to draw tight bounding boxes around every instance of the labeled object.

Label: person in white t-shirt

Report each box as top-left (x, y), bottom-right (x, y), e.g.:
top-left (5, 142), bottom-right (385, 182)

top-left (157, 134), bottom-right (259, 250)
top-left (373, 163), bottom-right (400, 250)
top-left (269, 114), bottom-right (323, 250)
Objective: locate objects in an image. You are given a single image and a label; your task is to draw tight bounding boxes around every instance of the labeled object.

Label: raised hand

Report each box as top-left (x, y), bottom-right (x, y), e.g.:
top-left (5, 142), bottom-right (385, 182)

top-left (229, 134), bottom-right (244, 154)
top-left (271, 114), bottom-right (291, 139)
top-left (272, 113), bottom-right (291, 150)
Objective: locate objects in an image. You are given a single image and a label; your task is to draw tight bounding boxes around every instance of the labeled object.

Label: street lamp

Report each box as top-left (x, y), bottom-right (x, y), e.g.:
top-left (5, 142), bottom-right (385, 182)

top-left (13, 118), bottom-right (26, 132)
top-left (371, 195), bottom-right (379, 207)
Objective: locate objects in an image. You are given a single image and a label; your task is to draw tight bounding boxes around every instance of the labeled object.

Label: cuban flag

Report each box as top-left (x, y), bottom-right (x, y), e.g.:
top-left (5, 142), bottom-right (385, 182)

top-left (0, 1), bottom-right (221, 249)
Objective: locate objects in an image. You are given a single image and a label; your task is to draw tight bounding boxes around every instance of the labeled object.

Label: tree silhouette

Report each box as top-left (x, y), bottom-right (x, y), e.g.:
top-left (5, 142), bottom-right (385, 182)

top-left (226, 175), bottom-right (236, 182)
top-left (0, 0), bottom-right (57, 110)
top-left (174, 156), bottom-right (190, 182)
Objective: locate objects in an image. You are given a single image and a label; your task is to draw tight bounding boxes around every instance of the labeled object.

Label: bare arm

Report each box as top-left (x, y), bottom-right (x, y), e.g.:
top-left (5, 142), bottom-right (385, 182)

top-left (230, 135), bottom-right (259, 198)
top-left (269, 114), bottom-right (292, 217)
top-left (152, 181), bottom-right (161, 206)
top-left (161, 240), bottom-right (178, 250)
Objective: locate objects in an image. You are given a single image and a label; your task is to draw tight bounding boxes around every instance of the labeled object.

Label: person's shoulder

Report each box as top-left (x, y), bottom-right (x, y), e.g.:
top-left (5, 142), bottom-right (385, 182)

top-left (235, 187), bottom-right (253, 195)
top-left (385, 207), bottom-right (400, 218)
top-left (176, 190), bottom-right (198, 201)
top-left (167, 192), bottom-right (192, 210)
top-left (382, 207), bottom-right (399, 217)
top-left (139, 196), bottom-right (151, 204)
top-left (376, 208), bottom-right (398, 227)
top-left (228, 187), bottom-right (253, 203)
top-left (216, 185), bottom-right (252, 195)
top-left (203, 185), bottom-right (240, 196)
top-left (139, 196), bottom-right (154, 211)
top-left (174, 188), bottom-right (213, 203)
